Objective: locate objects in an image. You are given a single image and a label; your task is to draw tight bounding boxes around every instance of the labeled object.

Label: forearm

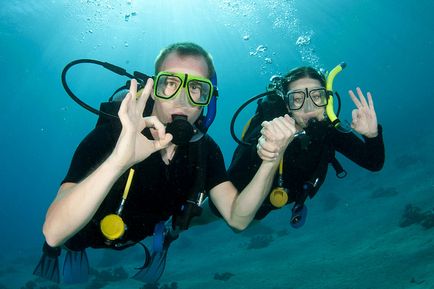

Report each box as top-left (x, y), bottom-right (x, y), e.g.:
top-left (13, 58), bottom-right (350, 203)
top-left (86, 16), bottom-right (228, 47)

top-left (362, 125), bottom-right (385, 171)
top-left (43, 154), bottom-right (126, 247)
top-left (334, 125), bottom-right (385, 171)
top-left (217, 115), bottom-right (295, 230)
top-left (230, 160), bottom-right (279, 230)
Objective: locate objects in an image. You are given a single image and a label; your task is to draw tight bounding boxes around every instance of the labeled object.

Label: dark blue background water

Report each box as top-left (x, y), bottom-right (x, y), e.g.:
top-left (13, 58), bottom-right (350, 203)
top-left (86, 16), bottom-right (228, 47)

top-left (1, 0), bottom-right (434, 288)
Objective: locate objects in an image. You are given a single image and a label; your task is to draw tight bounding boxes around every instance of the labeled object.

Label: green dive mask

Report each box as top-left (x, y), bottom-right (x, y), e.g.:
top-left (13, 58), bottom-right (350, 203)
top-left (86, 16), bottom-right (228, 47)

top-left (154, 71), bottom-right (213, 106)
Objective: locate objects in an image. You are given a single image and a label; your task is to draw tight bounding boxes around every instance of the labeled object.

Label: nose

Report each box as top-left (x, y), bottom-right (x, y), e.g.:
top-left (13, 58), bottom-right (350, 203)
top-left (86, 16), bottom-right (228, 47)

top-left (301, 97), bottom-right (317, 112)
top-left (174, 88), bottom-right (190, 106)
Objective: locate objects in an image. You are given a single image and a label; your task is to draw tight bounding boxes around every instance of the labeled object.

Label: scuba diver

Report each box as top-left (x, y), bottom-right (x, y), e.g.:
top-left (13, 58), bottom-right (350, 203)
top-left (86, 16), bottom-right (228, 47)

top-left (34, 42), bottom-right (293, 284)
top-left (218, 64), bottom-right (385, 228)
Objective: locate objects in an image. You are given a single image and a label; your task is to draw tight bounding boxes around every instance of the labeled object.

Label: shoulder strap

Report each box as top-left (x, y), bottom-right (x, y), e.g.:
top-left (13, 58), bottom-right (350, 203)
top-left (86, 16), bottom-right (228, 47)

top-left (172, 136), bottom-right (208, 230)
top-left (242, 93), bottom-right (289, 143)
top-left (330, 156), bottom-right (347, 178)
top-left (191, 136), bottom-right (207, 193)
top-left (295, 136), bottom-right (347, 204)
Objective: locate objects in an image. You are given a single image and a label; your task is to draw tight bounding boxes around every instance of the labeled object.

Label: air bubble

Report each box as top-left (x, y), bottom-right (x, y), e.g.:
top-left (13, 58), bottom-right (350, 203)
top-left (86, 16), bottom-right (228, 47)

top-left (296, 35), bottom-right (311, 46)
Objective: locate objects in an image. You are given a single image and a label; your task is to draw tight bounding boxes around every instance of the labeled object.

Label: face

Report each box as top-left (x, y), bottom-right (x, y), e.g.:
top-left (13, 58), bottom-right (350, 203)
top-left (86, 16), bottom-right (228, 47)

top-left (287, 77), bottom-right (326, 128)
top-left (152, 52), bottom-right (208, 125)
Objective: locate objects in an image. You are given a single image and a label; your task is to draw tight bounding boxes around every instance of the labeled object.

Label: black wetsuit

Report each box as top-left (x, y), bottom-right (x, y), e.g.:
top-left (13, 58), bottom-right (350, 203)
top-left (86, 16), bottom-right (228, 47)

top-left (62, 123), bottom-right (228, 250)
top-left (226, 122), bottom-right (385, 220)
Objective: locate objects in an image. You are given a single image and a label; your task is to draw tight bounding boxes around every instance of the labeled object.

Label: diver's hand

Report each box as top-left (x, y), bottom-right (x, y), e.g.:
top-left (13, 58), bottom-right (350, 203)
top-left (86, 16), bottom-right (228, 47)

top-left (257, 114), bottom-right (296, 162)
top-left (349, 87), bottom-right (378, 138)
top-left (111, 78), bottom-right (173, 169)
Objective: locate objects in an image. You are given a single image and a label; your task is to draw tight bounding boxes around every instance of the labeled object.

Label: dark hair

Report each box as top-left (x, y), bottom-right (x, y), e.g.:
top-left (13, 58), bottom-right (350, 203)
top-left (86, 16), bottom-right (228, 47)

top-left (154, 42), bottom-right (216, 78)
top-left (284, 66), bottom-right (326, 91)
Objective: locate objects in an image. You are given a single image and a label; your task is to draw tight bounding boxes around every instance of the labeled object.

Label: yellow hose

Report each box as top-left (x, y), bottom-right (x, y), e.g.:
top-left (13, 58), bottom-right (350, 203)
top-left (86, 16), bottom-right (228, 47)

top-left (122, 168), bottom-right (135, 200)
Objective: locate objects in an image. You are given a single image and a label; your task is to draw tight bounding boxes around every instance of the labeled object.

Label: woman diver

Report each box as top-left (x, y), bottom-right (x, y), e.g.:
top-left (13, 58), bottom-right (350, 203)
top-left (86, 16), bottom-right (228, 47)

top-left (223, 65), bottom-right (385, 228)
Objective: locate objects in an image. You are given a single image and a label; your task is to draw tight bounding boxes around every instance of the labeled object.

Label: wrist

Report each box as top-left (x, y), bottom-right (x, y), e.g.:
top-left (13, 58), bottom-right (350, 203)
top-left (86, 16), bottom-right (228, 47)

top-left (261, 158), bottom-right (281, 169)
top-left (364, 131), bottom-right (378, 138)
top-left (106, 154), bottom-right (130, 173)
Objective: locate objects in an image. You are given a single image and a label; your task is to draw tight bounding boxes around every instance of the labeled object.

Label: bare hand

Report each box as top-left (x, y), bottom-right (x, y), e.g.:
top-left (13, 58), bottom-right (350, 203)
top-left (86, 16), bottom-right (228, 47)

top-left (349, 87), bottom-right (378, 138)
top-left (111, 78), bottom-right (173, 169)
top-left (257, 114), bottom-right (296, 162)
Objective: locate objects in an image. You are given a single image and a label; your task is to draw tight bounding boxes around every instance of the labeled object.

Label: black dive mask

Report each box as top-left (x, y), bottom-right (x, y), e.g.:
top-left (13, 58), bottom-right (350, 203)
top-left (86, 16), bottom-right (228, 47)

top-left (165, 115), bottom-right (195, 146)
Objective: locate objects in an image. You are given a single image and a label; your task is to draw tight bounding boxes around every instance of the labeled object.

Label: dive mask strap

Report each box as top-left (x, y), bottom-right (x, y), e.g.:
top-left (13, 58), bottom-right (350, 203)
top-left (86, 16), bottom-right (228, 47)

top-left (201, 72), bottom-right (218, 131)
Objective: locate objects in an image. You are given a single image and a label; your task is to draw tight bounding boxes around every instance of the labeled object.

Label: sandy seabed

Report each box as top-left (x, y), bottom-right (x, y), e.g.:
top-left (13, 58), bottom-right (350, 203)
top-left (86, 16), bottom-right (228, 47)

top-left (3, 148), bottom-right (434, 289)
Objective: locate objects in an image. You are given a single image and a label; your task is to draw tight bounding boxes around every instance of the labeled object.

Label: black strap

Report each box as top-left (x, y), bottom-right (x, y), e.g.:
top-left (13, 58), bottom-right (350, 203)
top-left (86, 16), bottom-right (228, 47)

top-left (331, 157), bottom-right (347, 178)
top-left (190, 137), bottom-right (207, 193)
top-left (172, 137), bottom-right (207, 230)
top-left (296, 138), bottom-right (347, 204)
top-left (95, 97), bottom-right (155, 128)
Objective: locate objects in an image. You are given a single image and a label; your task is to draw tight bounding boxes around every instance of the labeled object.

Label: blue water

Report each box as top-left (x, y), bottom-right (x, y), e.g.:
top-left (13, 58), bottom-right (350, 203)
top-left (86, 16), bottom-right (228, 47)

top-left (1, 0), bottom-right (434, 288)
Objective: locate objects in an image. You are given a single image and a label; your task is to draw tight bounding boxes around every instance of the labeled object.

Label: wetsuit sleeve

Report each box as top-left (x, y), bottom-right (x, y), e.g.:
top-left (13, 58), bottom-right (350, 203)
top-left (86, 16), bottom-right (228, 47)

top-left (332, 125), bottom-right (385, 171)
top-left (208, 139), bottom-right (265, 219)
top-left (205, 136), bottom-right (229, 191)
top-left (227, 141), bottom-right (261, 191)
top-left (62, 124), bottom-right (120, 184)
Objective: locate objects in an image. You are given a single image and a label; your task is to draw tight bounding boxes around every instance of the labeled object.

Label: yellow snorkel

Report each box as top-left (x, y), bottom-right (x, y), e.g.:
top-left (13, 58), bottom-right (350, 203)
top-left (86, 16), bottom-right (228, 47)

top-left (325, 62), bottom-right (346, 127)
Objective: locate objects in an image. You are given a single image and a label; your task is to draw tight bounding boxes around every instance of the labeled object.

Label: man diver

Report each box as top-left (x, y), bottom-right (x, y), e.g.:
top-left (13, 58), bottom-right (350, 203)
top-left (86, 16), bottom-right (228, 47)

top-left (35, 42), bottom-right (295, 284)
top-left (224, 66), bottom-right (385, 227)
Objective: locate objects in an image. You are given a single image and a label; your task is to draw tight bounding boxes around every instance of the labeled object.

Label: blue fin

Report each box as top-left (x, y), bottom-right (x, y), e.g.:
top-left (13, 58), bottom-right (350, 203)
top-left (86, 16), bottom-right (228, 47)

top-left (133, 221), bottom-right (178, 284)
top-left (132, 249), bottom-right (169, 284)
top-left (290, 204), bottom-right (308, 229)
top-left (63, 249), bottom-right (89, 284)
top-left (33, 242), bottom-right (61, 283)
